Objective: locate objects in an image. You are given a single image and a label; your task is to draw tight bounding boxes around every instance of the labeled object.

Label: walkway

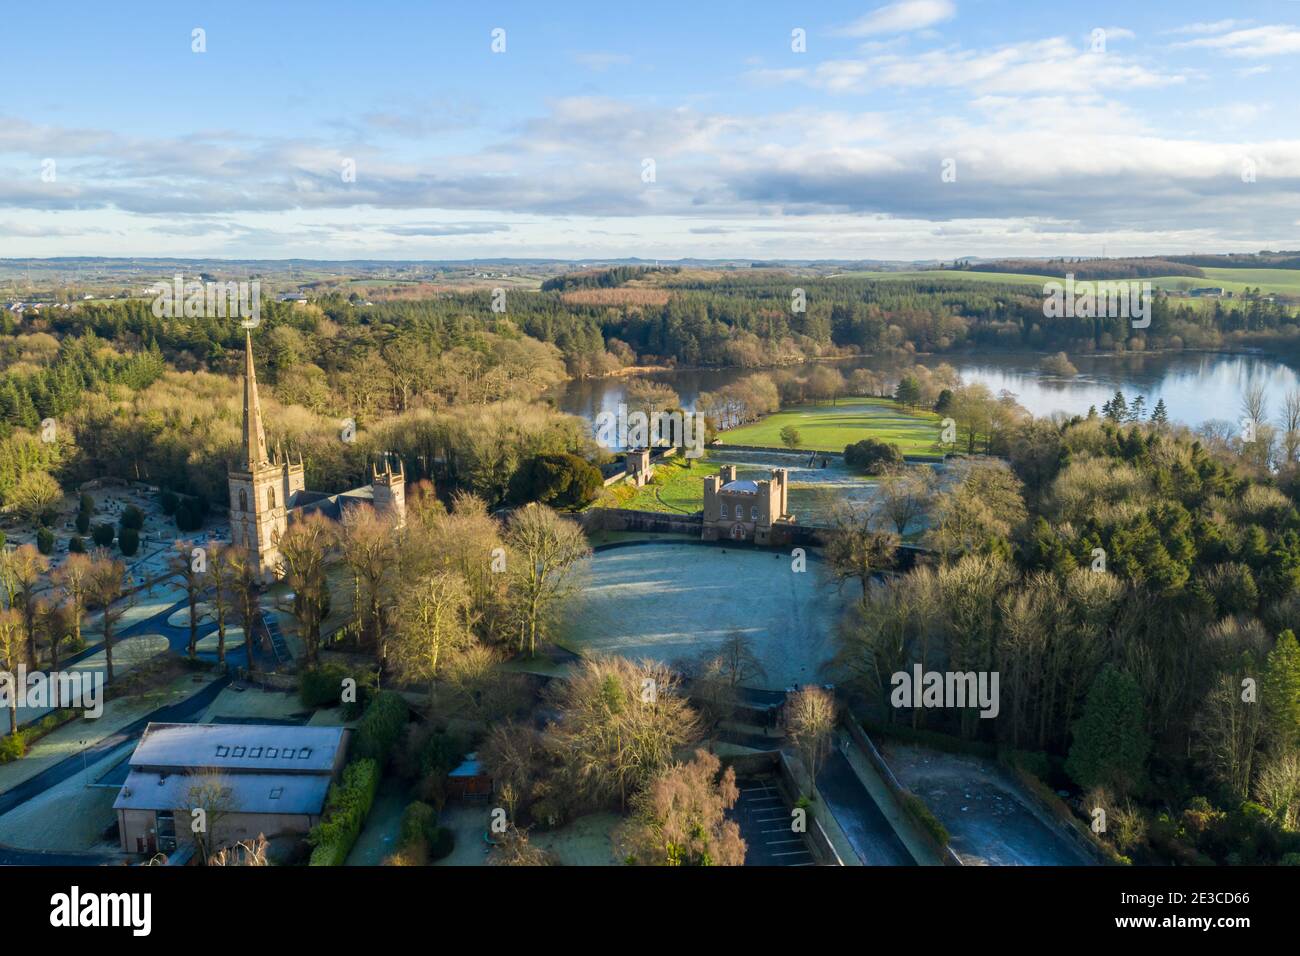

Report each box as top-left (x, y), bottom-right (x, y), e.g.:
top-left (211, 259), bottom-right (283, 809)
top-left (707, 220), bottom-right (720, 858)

top-left (816, 749), bottom-right (916, 866)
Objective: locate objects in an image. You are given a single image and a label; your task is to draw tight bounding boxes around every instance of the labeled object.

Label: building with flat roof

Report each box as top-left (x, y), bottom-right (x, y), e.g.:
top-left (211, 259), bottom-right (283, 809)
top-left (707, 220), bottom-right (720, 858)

top-left (113, 722), bottom-right (350, 857)
top-left (701, 464), bottom-right (796, 545)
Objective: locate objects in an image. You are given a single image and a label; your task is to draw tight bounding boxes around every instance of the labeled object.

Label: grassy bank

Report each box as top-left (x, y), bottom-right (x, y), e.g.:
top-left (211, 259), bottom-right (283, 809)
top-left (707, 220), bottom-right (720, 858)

top-left (716, 397), bottom-right (942, 456)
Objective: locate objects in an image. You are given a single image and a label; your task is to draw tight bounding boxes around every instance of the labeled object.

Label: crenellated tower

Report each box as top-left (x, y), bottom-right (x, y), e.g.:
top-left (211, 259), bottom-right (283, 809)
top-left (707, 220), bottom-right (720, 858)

top-left (371, 454), bottom-right (407, 527)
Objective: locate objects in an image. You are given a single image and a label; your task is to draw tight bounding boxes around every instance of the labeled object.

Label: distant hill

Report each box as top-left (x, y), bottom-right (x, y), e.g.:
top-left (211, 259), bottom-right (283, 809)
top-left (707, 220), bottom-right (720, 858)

top-left (962, 258), bottom-right (1203, 280)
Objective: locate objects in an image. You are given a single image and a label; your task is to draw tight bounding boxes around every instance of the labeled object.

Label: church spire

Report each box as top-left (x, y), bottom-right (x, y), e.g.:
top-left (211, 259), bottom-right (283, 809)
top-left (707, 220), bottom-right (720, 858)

top-left (241, 329), bottom-right (270, 470)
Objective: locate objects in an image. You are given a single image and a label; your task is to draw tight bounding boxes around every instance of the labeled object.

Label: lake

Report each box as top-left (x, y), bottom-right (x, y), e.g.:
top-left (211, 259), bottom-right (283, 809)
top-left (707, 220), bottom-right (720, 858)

top-left (550, 350), bottom-right (1300, 432)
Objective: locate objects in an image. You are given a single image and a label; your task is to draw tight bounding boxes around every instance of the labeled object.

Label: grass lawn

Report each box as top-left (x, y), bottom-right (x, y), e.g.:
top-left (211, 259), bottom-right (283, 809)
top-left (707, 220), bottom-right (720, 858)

top-left (604, 457), bottom-right (720, 513)
top-left (717, 398), bottom-right (942, 456)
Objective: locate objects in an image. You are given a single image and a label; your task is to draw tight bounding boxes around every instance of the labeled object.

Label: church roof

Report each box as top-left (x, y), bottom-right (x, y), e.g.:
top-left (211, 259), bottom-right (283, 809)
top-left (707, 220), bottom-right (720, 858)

top-left (720, 479), bottom-right (759, 494)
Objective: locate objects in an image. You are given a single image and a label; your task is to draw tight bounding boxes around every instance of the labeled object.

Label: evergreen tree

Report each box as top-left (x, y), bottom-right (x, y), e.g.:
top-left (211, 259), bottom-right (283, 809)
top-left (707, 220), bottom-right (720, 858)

top-left (1151, 398), bottom-right (1169, 429)
top-left (1102, 390), bottom-right (1128, 424)
top-left (1264, 630), bottom-right (1300, 752)
top-left (1066, 664), bottom-right (1150, 794)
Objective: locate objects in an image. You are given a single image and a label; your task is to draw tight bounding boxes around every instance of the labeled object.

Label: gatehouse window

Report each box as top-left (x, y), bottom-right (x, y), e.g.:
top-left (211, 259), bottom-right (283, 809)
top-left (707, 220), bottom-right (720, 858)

top-left (720, 503), bottom-right (728, 518)
top-left (751, 506), bottom-right (758, 520)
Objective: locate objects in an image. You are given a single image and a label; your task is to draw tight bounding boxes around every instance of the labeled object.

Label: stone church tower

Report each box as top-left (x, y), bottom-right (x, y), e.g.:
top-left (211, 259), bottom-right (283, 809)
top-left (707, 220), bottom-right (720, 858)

top-left (228, 331), bottom-right (304, 581)
top-left (371, 455), bottom-right (406, 528)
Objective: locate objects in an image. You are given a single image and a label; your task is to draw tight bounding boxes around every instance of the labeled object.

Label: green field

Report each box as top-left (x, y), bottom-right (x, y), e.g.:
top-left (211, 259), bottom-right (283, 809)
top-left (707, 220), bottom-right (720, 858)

top-left (606, 457), bottom-right (720, 513)
top-left (848, 267), bottom-right (1300, 297)
top-left (717, 398), bottom-right (942, 456)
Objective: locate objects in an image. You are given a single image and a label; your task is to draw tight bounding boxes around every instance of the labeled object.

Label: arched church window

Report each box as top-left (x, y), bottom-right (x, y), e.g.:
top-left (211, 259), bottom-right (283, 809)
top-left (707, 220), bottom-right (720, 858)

top-left (751, 506), bottom-right (758, 520)
top-left (239, 489), bottom-right (248, 512)
top-left (268, 487), bottom-right (276, 509)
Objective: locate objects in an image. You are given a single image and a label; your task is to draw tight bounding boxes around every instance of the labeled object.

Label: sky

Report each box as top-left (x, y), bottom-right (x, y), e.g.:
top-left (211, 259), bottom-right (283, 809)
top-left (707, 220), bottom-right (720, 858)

top-left (3, 0), bottom-right (1299, 261)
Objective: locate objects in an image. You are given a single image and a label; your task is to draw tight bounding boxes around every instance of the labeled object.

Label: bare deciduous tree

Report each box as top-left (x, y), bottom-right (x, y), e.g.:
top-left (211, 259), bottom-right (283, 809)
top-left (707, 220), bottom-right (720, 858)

top-left (785, 686), bottom-right (837, 799)
top-left (504, 504), bottom-right (590, 657)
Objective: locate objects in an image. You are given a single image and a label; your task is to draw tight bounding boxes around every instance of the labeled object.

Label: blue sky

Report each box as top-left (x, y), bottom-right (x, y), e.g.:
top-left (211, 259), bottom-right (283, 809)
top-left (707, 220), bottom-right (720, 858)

top-left (3, 1), bottom-right (1299, 260)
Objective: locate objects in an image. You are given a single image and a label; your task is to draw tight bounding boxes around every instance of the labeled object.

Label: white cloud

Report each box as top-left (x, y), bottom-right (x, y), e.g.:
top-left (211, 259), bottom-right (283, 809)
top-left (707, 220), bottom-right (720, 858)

top-left (1175, 25), bottom-right (1300, 58)
top-left (836, 0), bottom-right (956, 37)
top-left (1167, 20), bottom-right (1247, 36)
top-left (762, 36), bottom-right (1183, 96)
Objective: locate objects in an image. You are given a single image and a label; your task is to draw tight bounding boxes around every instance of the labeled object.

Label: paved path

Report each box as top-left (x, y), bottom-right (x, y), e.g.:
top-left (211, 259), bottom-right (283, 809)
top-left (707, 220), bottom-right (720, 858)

top-left (0, 675), bottom-right (229, 818)
top-left (816, 749), bottom-right (916, 866)
top-left (7, 586), bottom-right (282, 738)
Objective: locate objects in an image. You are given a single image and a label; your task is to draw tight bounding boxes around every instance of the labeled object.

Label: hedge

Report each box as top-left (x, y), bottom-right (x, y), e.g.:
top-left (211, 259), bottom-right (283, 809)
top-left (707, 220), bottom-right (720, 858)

top-left (308, 758), bottom-right (380, 866)
top-left (901, 792), bottom-right (950, 848)
top-left (0, 731), bottom-right (27, 764)
top-left (299, 664), bottom-right (374, 717)
top-left (352, 691), bottom-right (408, 766)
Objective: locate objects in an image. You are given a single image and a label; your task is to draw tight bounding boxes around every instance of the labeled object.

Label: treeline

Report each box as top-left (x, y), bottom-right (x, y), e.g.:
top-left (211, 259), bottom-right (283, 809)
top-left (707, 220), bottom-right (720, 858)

top-left (963, 258), bottom-right (1204, 279)
top-left (540, 265), bottom-right (678, 292)
top-left (834, 415), bottom-right (1300, 864)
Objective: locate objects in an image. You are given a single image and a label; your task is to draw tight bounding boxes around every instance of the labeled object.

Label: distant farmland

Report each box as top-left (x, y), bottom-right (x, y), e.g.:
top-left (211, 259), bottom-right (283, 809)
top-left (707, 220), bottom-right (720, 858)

top-left (847, 268), bottom-right (1300, 298)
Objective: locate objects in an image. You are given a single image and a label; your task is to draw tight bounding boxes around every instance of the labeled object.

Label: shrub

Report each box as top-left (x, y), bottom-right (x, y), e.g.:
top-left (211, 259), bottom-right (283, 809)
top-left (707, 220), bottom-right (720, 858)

top-left (901, 792), bottom-right (949, 847)
top-left (794, 794), bottom-right (815, 821)
top-left (68, 536), bottom-right (86, 554)
top-left (36, 527), bottom-right (54, 555)
top-left (353, 691), bottom-right (409, 767)
top-left (74, 512), bottom-right (90, 535)
top-left (844, 438), bottom-right (904, 476)
top-left (299, 664), bottom-right (373, 715)
top-left (79, 492), bottom-right (94, 514)
top-left (175, 503), bottom-right (201, 532)
top-left (1001, 749), bottom-right (1051, 782)
top-left (91, 523), bottom-right (115, 547)
top-left (120, 505), bottom-right (145, 531)
top-left (159, 490), bottom-right (179, 516)
top-left (508, 452), bottom-right (604, 510)
top-left (308, 758), bottom-right (380, 866)
top-left (398, 801), bottom-right (439, 850)
top-left (0, 731), bottom-right (27, 764)
top-left (118, 527), bottom-right (140, 557)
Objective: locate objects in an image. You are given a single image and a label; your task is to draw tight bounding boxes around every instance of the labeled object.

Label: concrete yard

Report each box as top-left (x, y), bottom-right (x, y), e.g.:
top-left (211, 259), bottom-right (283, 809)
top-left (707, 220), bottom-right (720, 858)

top-left (563, 541), bottom-right (851, 691)
top-left (883, 744), bottom-right (1094, 866)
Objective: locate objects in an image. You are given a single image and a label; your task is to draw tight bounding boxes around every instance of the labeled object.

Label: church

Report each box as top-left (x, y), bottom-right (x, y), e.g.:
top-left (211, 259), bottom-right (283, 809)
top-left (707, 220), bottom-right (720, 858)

top-left (228, 331), bottom-right (406, 581)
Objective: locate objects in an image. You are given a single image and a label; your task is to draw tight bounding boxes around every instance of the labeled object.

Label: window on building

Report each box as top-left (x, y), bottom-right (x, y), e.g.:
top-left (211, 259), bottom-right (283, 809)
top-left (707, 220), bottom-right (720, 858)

top-left (720, 503), bottom-right (728, 518)
top-left (265, 748), bottom-right (278, 758)
top-left (298, 748), bottom-right (312, 759)
top-left (269, 787), bottom-right (284, 800)
top-left (238, 489), bottom-right (248, 512)
top-left (751, 506), bottom-right (759, 520)
top-left (232, 746), bottom-right (246, 758)
top-left (249, 747), bottom-right (262, 758)
top-left (216, 746), bottom-right (230, 757)
top-left (268, 487), bottom-right (276, 509)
